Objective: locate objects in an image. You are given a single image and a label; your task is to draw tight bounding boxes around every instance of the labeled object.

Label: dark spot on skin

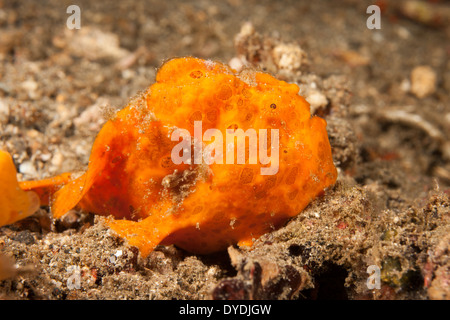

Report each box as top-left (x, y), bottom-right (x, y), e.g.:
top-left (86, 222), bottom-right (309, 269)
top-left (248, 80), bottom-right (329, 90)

top-left (190, 70), bottom-right (203, 79)
top-left (270, 103), bottom-right (277, 109)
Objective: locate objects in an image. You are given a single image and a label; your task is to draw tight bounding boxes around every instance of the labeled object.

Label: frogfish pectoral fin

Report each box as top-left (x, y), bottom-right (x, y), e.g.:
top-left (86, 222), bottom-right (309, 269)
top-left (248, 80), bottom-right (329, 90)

top-left (50, 173), bottom-right (89, 219)
top-left (107, 216), bottom-right (172, 258)
top-left (50, 148), bottom-right (108, 218)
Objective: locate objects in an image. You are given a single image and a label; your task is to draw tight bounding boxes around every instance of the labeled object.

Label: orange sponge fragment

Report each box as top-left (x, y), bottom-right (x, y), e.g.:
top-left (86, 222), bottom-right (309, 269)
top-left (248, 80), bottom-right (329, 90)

top-left (19, 57), bottom-right (338, 256)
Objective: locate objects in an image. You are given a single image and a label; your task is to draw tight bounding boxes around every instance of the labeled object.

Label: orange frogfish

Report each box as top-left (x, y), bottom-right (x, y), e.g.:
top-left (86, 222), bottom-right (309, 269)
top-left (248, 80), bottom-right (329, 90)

top-left (11, 57), bottom-right (337, 257)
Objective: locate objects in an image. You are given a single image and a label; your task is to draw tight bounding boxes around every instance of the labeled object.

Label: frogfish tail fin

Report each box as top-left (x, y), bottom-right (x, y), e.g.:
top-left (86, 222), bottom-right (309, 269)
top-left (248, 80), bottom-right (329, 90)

top-left (0, 150), bottom-right (40, 227)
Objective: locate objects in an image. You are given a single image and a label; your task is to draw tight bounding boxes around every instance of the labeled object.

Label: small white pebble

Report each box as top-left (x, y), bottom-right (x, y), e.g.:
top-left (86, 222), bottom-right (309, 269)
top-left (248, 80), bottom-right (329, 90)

top-left (396, 26), bottom-right (410, 39)
top-left (444, 113), bottom-right (450, 124)
top-left (40, 153), bottom-right (52, 162)
top-left (371, 31), bottom-right (384, 43)
top-left (228, 57), bottom-right (245, 72)
top-left (411, 65), bottom-right (437, 99)
top-left (400, 79), bottom-right (411, 92)
top-left (21, 80), bottom-right (38, 93)
top-left (51, 151), bottom-right (64, 169)
top-left (272, 43), bottom-right (306, 71)
top-left (0, 99), bottom-right (9, 122)
top-left (306, 90), bottom-right (328, 110)
top-left (19, 161), bottom-right (37, 177)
